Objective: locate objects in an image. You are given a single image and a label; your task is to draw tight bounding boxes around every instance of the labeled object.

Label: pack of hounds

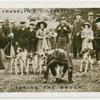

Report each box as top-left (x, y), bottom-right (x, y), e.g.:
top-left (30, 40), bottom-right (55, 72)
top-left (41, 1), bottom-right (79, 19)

top-left (10, 47), bottom-right (97, 74)
top-left (80, 49), bottom-right (97, 73)
top-left (10, 47), bottom-right (46, 75)
top-left (9, 46), bottom-right (98, 83)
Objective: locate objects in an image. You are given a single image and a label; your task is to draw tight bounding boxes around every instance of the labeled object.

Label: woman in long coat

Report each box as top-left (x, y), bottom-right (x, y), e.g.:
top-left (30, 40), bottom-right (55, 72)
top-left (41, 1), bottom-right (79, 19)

top-left (81, 22), bottom-right (94, 51)
top-left (36, 21), bottom-right (51, 52)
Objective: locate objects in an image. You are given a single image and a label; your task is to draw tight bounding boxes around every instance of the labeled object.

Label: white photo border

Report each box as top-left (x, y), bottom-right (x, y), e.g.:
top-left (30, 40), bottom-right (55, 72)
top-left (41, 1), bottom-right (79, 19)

top-left (0, 0), bottom-right (100, 98)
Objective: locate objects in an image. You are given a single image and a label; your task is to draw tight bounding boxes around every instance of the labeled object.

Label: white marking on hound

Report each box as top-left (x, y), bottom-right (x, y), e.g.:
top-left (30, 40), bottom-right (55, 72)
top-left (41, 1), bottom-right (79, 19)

top-left (26, 53), bottom-right (37, 75)
top-left (37, 51), bottom-right (47, 74)
top-left (80, 50), bottom-right (95, 73)
top-left (10, 48), bottom-right (26, 75)
top-left (11, 54), bottom-right (24, 75)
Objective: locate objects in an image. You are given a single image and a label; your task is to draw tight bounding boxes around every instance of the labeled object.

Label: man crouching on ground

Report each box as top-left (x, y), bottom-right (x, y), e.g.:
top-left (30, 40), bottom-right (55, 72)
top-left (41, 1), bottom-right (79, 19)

top-left (42, 49), bottom-right (73, 83)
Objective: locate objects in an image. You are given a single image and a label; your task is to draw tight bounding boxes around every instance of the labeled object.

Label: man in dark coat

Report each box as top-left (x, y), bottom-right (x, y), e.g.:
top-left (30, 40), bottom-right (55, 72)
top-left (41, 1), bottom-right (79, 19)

top-left (0, 20), bottom-right (8, 69)
top-left (0, 20), bottom-right (6, 49)
top-left (4, 20), bottom-right (17, 55)
top-left (16, 21), bottom-right (28, 51)
top-left (94, 17), bottom-right (100, 60)
top-left (27, 23), bottom-right (37, 52)
top-left (86, 12), bottom-right (96, 50)
top-left (87, 12), bottom-right (96, 31)
top-left (43, 49), bottom-right (73, 83)
top-left (72, 13), bottom-right (84, 58)
top-left (56, 17), bottom-right (71, 50)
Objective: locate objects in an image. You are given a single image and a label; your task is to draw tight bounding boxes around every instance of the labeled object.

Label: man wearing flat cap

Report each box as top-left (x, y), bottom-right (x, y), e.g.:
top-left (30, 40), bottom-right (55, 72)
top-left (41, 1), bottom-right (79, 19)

top-left (71, 13), bottom-right (84, 58)
top-left (56, 16), bottom-right (71, 50)
top-left (16, 21), bottom-right (28, 51)
top-left (30, 18), bottom-right (36, 23)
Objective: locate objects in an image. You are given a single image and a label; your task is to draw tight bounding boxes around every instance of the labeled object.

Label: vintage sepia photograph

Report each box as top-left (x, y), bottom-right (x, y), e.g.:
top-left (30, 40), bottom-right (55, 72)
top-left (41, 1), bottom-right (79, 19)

top-left (0, 1), bottom-right (100, 95)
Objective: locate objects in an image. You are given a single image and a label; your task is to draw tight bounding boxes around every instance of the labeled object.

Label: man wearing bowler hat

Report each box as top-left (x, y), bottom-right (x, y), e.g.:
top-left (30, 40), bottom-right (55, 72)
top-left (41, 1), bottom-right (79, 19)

top-left (27, 23), bottom-right (37, 52)
top-left (72, 13), bottom-right (84, 58)
top-left (16, 21), bottom-right (28, 51)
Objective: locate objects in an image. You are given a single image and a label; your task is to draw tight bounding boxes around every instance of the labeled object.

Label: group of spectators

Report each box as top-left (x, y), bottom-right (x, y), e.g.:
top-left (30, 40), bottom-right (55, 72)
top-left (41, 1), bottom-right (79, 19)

top-left (0, 11), bottom-right (100, 61)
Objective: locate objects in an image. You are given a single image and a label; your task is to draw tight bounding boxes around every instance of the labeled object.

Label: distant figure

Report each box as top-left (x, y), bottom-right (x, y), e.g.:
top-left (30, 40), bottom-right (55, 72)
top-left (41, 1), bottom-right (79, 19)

top-left (16, 21), bottom-right (28, 51)
top-left (0, 20), bottom-right (6, 69)
top-left (0, 20), bottom-right (6, 49)
top-left (5, 20), bottom-right (17, 55)
top-left (27, 23), bottom-right (37, 52)
top-left (56, 17), bottom-right (71, 50)
top-left (94, 18), bottom-right (100, 60)
top-left (87, 12), bottom-right (96, 49)
top-left (36, 21), bottom-right (51, 52)
top-left (87, 12), bottom-right (96, 31)
top-left (81, 22), bottom-right (94, 51)
top-left (72, 13), bottom-right (84, 58)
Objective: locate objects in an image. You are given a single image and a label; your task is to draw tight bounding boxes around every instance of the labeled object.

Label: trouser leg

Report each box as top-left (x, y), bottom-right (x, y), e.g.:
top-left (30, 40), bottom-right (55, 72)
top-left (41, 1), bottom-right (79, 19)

top-left (68, 66), bottom-right (73, 82)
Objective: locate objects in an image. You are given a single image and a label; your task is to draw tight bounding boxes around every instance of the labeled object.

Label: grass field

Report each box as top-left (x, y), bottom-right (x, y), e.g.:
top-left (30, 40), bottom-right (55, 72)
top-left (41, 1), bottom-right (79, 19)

top-left (0, 59), bottom-right (100, 92)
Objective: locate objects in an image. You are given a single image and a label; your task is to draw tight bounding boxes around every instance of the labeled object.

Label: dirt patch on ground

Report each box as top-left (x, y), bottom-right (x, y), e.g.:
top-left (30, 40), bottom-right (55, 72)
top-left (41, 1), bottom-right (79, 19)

top-left (0, 59), bottom-right (100, 92)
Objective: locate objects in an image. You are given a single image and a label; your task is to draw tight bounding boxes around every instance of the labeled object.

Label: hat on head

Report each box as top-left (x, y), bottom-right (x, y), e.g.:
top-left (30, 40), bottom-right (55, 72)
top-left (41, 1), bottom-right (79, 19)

top-left (88, 12), bottom-right (94, 16)
top-left (20, 21), bottom-right (25, 24)
top-left (75, 12), bottom-right (81, 17)
top-left (30, 19), bottom-right (35, 22)
top-left (83, 22), bottom-right (91, 28)
top-left (96, 13), bottom-right (100, 17)
top-left (60, 16), bottom-right (66, 20)
top-left (81, 48), bottom-right (88, 54)
top-left (9, 20), bottom-right (14, 23)
top-left (36, 21), bottom-right (47, 28)
top-left (30, 23), bottom-right (35, 26)
top-left (17, 47), bottom-right (22, 52)
top-left (0, 19), bottom-right (4, 23)
top-left (96, 17), bottom-right (100, 23)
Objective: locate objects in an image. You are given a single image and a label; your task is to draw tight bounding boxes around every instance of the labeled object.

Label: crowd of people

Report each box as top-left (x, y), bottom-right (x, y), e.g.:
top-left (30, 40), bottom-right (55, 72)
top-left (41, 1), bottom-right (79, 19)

top-left (0, 11), bottom-right (100, 62)
top-left (72, 12), bottom-right (100, 61)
